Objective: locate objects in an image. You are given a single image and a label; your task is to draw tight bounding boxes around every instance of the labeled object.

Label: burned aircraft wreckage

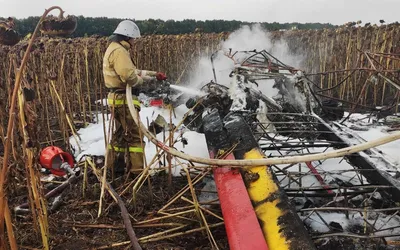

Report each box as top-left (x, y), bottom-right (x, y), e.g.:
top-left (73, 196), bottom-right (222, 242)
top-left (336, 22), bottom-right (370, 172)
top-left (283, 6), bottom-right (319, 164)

top-left (183, 49), bottom-right (400, 191)
top-left (141, 48), bottom-right (400, 248)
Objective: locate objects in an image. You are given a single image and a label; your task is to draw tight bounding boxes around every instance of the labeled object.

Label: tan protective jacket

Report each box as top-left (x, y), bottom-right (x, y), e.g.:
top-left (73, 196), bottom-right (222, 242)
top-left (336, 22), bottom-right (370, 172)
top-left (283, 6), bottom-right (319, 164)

top-left (103, 41), bottom-right (157, 89)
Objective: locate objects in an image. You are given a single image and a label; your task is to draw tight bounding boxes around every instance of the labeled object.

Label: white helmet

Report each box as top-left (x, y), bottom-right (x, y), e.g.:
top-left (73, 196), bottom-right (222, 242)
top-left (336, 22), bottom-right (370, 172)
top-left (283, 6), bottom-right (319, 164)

top-left (113, 20), bottom-right (141, 39)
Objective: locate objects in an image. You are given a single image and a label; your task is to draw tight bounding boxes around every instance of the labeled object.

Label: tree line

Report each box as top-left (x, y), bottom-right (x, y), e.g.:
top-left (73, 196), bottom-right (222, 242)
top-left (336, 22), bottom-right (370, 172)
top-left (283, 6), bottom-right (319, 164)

top-left (3, 16), bottom-right (336, 38)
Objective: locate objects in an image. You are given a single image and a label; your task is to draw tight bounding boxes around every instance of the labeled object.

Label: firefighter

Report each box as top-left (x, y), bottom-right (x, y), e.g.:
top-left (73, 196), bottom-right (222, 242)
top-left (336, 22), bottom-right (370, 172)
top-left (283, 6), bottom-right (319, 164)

top-left (103, 20), bottom-right (167, 176)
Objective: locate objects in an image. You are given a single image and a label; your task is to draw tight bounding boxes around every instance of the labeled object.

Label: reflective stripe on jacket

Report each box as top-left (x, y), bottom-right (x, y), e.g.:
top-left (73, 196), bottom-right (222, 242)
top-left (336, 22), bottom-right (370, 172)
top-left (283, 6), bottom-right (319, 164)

top-left (107, 92), bottom-right (141, 109)
top-left (108, 98), bottom-right (141, 107)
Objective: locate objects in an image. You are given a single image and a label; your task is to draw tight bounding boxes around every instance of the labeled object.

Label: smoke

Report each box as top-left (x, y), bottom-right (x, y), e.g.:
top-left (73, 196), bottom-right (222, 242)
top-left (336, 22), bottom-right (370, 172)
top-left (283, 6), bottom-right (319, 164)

top-left (187, 23), bottom-right (305, 99)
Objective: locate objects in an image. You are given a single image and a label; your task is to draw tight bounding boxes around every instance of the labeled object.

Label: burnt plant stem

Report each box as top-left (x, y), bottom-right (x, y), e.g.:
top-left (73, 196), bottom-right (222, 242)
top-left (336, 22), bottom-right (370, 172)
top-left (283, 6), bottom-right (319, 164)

top-left (87, 157), bottom-right (142, 250)
top-left (0, 5), bottom-right (65, 246)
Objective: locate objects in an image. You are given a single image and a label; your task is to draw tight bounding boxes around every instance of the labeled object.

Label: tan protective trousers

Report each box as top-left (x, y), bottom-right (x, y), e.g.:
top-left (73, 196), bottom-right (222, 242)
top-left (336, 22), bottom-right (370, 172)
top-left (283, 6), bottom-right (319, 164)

top-left (106, 92), bottom-right (144, 174)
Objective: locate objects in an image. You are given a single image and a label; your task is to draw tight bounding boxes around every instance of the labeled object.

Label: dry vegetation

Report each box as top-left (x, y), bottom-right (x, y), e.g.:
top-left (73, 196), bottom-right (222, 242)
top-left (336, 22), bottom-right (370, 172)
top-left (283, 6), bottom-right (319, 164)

top-left (0, 22), bottom-right (400, 249)
top-left (0, 31), bottom-right (228, 248)
top-left (0, 32), bottom-right (227, 162)
top-left (1, 24), bottom-right (398, 161)
top-left (273, 24), bottom-right (400, 108)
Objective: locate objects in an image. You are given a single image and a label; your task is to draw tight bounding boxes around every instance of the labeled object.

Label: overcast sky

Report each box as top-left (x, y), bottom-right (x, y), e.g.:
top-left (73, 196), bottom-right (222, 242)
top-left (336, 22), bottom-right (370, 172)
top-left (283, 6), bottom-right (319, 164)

top-left (0, 0), bottom-right (398, 25)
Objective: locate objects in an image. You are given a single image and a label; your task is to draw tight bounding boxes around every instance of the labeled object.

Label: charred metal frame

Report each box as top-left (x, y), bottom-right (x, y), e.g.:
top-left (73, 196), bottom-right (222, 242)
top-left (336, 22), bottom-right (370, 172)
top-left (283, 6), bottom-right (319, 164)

top-left (314, 114), bottom-right (400, 201)
top-left (238, 110), bottom-right (400, 243)
top-left (243, 109), bottom-right (400, 201)
top-left (198, 49), bottom-right (400, 244)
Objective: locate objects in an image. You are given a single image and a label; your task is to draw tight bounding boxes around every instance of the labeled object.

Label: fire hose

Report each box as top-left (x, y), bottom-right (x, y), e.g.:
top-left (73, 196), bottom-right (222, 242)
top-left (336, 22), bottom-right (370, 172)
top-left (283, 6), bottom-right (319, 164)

top-left (126, 84), bottom-right (400, 166)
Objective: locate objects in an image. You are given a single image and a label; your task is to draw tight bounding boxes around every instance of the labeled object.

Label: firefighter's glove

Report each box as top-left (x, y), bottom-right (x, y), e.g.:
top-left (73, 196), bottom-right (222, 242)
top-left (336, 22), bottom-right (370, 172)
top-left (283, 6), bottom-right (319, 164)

top-left (156, 72), bottom-right (167, 81)
top-left (131, 75), bottom-right (143, 87)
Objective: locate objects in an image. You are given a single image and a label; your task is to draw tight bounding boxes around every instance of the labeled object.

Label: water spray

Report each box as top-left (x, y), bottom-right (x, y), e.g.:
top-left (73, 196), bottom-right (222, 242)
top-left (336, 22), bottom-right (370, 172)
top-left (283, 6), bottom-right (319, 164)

top-left (169, 84), bottom-right (206, 97)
